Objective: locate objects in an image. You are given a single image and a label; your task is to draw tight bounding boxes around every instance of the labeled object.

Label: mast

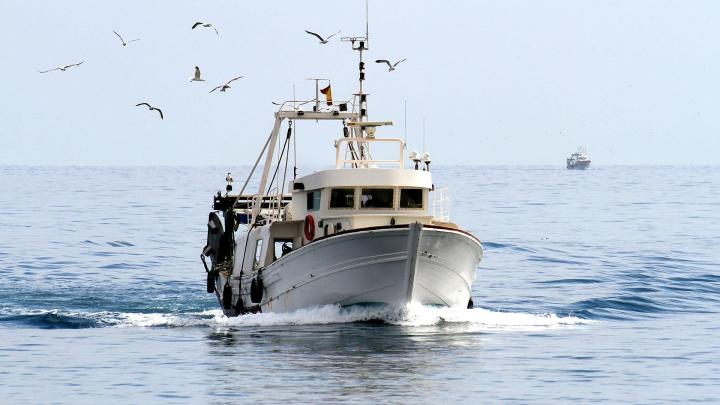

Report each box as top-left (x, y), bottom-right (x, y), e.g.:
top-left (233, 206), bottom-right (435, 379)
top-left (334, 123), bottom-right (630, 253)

top-left (341, 0), bottom-right (371, 164)
top-left (422, 116), bottom-right (426, 153)
top-left (342, 0), bottom-right (370, 123)
top-left (404, 100), bottom-right (407, 147)
top-left (249, 0), bottom-right (370, 217)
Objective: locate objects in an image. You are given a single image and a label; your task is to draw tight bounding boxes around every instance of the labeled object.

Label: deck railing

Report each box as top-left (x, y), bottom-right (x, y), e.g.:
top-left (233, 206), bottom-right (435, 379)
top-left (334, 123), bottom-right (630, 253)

top-left (242, 193), bottom-right (291, 225)
top-left (432, 187), bottom-right (451, 223)
top-left (335, 137), bottom-right (405, 169)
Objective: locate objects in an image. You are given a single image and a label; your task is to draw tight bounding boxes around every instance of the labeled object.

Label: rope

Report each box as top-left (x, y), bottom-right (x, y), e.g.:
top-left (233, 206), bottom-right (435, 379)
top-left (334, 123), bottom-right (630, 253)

top-left (264, 129), bottom-right (291, 197)
top-left (232, 131), bottom-right (274, 209)
top-left (279, 123), bottom-right (292, 219)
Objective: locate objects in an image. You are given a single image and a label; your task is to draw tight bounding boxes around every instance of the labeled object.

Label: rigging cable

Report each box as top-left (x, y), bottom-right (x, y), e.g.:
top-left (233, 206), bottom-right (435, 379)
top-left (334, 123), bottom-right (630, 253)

top-left (232, 130), bottom-right (274, 209)
top-left (239, 123), bottom-right (291, 285)
top-left (280, 121), bottom-right (292, 219)
top-left (344, 123), bottom-right (360, 168)
top-left (235, 121), bottom-right (286, 307)
top-left (264, 124), bottom-right (292, 198)
top-left (293, 120), bottom-right (297, 180)
top-left (236, 124), bottom-right (290, 309)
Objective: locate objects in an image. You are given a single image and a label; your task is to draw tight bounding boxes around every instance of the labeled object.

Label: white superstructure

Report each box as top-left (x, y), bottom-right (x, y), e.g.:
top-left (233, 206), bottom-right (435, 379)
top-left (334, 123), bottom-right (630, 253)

top-left (200, 6), bottom-right (483, 316)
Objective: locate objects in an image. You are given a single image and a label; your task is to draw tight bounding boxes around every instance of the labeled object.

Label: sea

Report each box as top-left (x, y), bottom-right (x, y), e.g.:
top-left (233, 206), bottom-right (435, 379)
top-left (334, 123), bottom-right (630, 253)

top-left (0, 165), bottom-right (718, 404)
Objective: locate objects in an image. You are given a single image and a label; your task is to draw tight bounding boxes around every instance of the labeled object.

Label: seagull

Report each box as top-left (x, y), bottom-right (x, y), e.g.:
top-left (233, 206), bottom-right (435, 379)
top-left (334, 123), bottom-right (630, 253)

top-left (304, 30), bottom-right (340, 44)
top-left (135, 103), bottom-right (164, 119)
top-left (209, 76), bottom-right (244, 93)
top-left (113, 31), bottom-right (140, 46)
top-left (192, 22), bottom-right (219, 35)
top-left (375, 58), bottom-right (407, 72)
top-left (39, 61), bottom-right (84, 73)
top-left (225, 172), bottom-right (233, 192)
top-left (189, 66), bottom-right (205, 82)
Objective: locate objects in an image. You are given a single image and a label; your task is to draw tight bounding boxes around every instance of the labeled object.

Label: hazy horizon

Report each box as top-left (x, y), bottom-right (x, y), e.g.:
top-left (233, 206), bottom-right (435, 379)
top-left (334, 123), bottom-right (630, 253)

top-left (2, 0), bottom-right (719, 166)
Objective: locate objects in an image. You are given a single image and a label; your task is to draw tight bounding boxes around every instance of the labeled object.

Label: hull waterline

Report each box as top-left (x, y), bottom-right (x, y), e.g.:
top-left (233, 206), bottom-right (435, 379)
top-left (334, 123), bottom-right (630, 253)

top-left (215, 223), bottom-right (482, 316)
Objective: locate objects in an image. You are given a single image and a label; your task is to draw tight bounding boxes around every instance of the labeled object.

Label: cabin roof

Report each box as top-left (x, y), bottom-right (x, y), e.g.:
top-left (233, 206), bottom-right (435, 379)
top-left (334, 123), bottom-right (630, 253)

top-left (293, 168), bottom-right (432, 191)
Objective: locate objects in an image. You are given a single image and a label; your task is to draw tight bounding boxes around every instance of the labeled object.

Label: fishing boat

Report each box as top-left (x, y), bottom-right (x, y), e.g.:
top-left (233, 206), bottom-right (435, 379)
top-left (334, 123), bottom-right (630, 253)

top-left (566, 147), bottom-right (591, 170)
top-left (200, 14), bottom-right (483, 316)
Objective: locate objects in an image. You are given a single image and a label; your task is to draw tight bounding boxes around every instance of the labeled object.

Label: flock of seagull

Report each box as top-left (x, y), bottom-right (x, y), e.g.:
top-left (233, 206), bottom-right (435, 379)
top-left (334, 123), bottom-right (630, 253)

top-left (38, 23), bottom-right (406, 121)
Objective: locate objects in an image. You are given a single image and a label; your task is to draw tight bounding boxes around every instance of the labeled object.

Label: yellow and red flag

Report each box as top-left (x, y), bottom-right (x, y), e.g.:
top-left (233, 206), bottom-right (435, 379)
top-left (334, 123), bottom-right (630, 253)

top-left (320, 85), bottom-right (333, 106)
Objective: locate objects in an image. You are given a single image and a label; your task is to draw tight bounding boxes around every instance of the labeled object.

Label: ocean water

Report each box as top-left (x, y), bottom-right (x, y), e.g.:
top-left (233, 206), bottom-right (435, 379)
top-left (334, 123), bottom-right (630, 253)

top-left (0, 165), bottom-right (718, 403)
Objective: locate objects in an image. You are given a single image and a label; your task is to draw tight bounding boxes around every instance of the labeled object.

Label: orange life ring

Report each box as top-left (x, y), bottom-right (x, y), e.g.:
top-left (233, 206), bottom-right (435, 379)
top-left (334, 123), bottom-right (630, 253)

top-left (304, 215), bottom-right (316, 241)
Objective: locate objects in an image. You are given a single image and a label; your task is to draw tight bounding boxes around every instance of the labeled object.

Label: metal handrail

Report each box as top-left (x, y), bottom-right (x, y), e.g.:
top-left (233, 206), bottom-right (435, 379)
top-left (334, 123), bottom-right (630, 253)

top-left (274, 98), bottom-right (355, 112)
top-left (432, 187), bottom-right (451, 222)
top-left (247, 189), bottom-right (293, 223)
top-left (335, 137), bottom-right (405, 169)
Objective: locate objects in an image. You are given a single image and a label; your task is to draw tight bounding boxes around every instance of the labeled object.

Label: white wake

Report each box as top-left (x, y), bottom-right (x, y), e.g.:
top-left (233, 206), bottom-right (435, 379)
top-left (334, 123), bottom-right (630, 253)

top-left (3, 305), bottom-right (592, 331)
top-left (218, 303), bottom-right (592, 330)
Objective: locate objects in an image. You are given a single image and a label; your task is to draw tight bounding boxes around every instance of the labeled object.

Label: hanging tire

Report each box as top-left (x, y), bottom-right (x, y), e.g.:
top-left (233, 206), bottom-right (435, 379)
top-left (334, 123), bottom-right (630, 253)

top-left (207, 272), bottom-right (216, 293)
top-left (250, 276), bottom-right (264, 304)
top-left (235, 293), bottom-right (245, 314)
top-left (222, 283), bottom-right (233, 310)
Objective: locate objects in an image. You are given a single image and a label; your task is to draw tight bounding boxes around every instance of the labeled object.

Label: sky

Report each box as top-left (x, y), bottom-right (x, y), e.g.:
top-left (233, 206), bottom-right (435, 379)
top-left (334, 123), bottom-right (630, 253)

top-left (1, 0), bottom-right (719, 166)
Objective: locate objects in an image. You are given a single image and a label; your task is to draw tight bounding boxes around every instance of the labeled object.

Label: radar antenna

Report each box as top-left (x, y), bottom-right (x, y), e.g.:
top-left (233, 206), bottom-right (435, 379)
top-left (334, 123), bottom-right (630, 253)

top-left (341, 0), bottom-right (370, 122)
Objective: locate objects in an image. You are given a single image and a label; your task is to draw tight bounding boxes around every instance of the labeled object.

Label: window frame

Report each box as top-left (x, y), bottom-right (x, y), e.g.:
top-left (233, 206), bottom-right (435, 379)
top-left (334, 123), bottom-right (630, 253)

top-left (399, 188), bottom-right (425, 210)
top-left (253, 239), bottom-right (264, 268)
top-left (359, 187), bottom-right (396, 209)
top-left (329, 188), bottom-right (357, 209)
top-left (306, 190), bottom-right (321, 211)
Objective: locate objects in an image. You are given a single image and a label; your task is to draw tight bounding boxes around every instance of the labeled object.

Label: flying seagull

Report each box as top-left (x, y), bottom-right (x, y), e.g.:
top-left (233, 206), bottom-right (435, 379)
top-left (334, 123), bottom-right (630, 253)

top-left (192, 22), bottom-right (218, 35)
top-left (135, 103), bottom-right (164, 119)
top-left (209, 76), bottom-right (244, 93)
top-left (113, 31), bottom-right (140, 46)
top-left (189, 66), bottom-right (205, 82)
top-left (39, 61), bottom-right (84, 73)
top-left (375, 58), bottom-right (407, 72)
top-left (304, 30), bottom-right (340, 44)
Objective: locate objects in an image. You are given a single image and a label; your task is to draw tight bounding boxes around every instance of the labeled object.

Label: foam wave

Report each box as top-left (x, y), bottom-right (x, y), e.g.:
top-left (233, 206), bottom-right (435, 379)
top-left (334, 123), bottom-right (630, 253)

top-left (220, 303), bottom-right (592, 330)
top-left (114, 310), bottom-right (221, 328)
top-left (399, 303), bottom-right (592, 329)
top-left (0, 308), bottom-right (222, 329)
top-left (1, 305), bottom-right (591, 331)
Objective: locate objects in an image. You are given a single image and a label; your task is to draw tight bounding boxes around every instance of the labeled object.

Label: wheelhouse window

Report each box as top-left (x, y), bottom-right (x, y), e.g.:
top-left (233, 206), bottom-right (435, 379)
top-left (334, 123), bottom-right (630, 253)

top-left (253, 239), bottom-right (264, 268)
top-left (330, 188), bottom-right (355, 208)
top-left (400, 188), bottom-right (423, 209)
top-left (306, 190), bottom-right (321, 211)
top-left (360, 188), bottom-right (394, 209)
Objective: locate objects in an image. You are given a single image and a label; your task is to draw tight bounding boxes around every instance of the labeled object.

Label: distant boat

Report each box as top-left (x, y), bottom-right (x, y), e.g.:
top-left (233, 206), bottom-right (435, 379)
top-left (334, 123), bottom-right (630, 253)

top-left (567, 147), bottom-right (591, 170)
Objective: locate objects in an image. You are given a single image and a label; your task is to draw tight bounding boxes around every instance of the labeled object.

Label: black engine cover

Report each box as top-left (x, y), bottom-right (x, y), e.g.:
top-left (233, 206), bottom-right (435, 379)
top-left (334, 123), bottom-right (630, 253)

top-left (204, 212), bottom-right (225, 264)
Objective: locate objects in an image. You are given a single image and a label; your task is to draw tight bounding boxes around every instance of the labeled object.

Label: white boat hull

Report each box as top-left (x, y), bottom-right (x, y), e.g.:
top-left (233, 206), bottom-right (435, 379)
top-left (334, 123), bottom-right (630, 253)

top-left (567, 159), bottom-right (591, 169)
top-left (215, 224), bottom-right (483, 315)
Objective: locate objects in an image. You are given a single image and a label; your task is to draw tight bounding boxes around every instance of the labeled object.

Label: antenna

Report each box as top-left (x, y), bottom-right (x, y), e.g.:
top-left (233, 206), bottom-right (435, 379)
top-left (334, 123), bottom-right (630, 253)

top-left (404, 100), bottom-right (407, 148)
top-left (365, 0), bottom-right (369, 47)
top-left (422, 116), bottom-right (426, 152)
top-left (293, 120), bottom-right (297, 180)
top-left (341, 0), bottom-right (370, 121)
